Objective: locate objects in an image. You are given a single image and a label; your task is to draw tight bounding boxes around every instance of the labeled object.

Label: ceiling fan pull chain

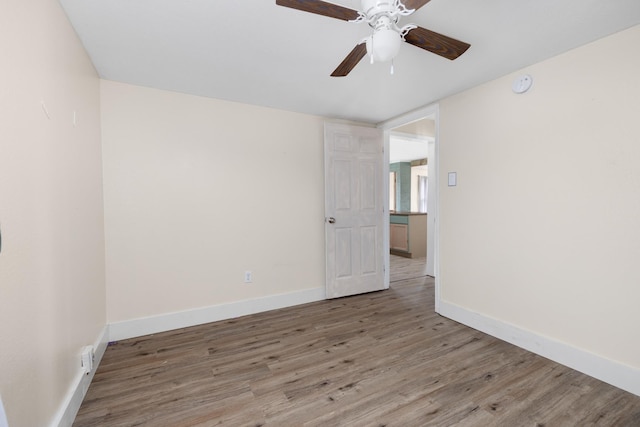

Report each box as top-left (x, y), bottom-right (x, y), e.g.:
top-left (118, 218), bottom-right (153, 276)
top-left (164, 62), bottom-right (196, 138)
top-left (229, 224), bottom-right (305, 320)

top-left (390, 59), bottom-right (395, 75)
top-left (369, 34), bottom-right (375, 64)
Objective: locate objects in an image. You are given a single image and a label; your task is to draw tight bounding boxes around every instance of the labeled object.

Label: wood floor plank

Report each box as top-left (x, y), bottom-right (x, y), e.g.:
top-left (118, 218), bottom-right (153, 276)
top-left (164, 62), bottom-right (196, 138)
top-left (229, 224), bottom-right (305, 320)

top-left (73, 256), bottom-right (640, 426)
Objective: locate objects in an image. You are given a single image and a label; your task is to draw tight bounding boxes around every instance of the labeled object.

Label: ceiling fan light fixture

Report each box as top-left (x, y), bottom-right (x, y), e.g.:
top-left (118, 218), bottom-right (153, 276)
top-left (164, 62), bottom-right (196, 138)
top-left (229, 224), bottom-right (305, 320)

top-left (366, 28), bottom-right (402, 62)
top-left (276, 0), bottom-right (470, 77)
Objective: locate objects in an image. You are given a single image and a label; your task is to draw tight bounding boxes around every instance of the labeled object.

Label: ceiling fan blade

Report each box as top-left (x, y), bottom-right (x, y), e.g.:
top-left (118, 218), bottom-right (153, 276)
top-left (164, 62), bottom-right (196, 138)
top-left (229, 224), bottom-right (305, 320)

top-left (331, 43), bottom-right (367, 77)
top-left (402, 0), bottom-right (433, 11)
top-left (404, 26), bottom-right (470, 60)
top-left (276, 0), bottom-right (360, 21)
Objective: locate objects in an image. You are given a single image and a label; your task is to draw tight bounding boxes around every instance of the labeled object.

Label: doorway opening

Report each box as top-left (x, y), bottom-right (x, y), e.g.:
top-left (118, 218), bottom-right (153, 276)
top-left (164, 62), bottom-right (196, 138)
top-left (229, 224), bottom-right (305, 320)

top-left (384, 112), bottom-right (437, 288)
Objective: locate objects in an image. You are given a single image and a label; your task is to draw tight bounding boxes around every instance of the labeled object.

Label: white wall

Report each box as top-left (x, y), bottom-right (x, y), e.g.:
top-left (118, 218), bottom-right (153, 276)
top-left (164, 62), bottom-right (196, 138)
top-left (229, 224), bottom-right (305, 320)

top-left (101, 81), bottom-right (327, 328)
top-left (438, 25), bottom-right (640, 389)
top-left (0, 0), bottom-right (106, 426)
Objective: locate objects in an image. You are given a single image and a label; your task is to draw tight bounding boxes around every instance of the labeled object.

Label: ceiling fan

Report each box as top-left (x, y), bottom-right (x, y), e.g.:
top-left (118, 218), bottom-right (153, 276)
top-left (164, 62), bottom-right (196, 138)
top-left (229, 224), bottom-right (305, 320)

top-left (275, 0), bottom-right (470, 76)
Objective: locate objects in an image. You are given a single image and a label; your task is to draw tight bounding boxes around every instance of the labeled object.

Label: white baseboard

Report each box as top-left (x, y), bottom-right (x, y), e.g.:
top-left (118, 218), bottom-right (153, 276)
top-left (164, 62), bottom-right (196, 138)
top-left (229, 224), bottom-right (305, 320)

top-left (51, 326), bottom-right (109, 427)
top-left (52, 288), bottom-right (325, 426)
top-left (438, 300), bottom-right (640, 397)
top-left (109, 287), bottom-right (326, 341)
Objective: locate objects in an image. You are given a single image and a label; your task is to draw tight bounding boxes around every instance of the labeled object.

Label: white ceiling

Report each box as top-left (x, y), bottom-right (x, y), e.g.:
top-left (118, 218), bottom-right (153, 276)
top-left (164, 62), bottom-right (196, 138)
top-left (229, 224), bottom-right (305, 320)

top-left (390, 134), bottom-right (430, 163)
top-left (59, 0), bottom-right (640, 124)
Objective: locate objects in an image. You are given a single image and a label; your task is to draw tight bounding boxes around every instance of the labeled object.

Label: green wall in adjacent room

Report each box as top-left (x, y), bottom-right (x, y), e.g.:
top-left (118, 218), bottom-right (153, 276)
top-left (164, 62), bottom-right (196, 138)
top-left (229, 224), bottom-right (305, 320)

top-left (390, 162), bottom-right (411, 212)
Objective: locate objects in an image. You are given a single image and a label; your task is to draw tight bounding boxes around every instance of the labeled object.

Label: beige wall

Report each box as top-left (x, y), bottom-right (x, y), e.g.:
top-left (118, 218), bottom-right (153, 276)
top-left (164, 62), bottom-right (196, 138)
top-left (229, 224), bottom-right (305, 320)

top-left (101, 81), bottom-right (326, 323)
top-left (1, 2), bottom-right (637, 424)
top-left (0, 0), bottom-right (105, 426)
top-left (439, 25), bottom-right (640, 369)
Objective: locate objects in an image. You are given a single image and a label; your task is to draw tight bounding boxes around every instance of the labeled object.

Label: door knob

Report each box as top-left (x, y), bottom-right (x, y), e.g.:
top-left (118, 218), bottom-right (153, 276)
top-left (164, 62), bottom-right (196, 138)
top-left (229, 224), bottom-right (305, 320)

top-left (328, 217), bottom-right (336, 224)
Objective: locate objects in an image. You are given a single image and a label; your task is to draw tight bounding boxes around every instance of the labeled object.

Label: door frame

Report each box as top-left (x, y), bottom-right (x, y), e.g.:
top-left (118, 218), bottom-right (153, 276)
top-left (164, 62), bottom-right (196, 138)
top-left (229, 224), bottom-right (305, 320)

top-left (379, 103), bottom-right (441, 311)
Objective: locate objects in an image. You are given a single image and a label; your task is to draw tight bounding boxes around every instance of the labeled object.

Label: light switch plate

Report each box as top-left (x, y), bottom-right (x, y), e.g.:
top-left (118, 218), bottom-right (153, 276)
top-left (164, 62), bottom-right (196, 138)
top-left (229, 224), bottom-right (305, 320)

top-left (448, 172), bottom-right (457, 187)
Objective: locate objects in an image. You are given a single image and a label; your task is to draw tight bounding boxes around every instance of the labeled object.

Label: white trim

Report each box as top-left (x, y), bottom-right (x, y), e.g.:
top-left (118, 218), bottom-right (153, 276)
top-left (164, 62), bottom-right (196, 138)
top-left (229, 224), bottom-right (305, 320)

top-left (431, 106), bottom-right (440, 303)
top-left (382, 129), bottom-right (391, 288)
top-left (0, 394), bottom-right (8, 427)
top-left (389, 130), bottom-right (433, 142)
top-left (379, 103), bottom-right (440, 304)
top-left (438, 300), bottom-right (640, 397)
top-left (379, 104), bottom-right (439, 131)
top-left (54, 288), bottom-right (326, 425)
top-left (109, 287), bottom-right (326, 341)
top-left (51, 326), bottom-right (109, 427)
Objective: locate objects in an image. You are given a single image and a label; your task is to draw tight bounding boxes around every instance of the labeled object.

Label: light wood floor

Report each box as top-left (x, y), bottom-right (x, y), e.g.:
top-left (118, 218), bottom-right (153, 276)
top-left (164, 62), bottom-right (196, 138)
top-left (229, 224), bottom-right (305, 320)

top-left (74, 256), bottom-right (640, 426)
top-left (389, 255), bottom-right (429, 283)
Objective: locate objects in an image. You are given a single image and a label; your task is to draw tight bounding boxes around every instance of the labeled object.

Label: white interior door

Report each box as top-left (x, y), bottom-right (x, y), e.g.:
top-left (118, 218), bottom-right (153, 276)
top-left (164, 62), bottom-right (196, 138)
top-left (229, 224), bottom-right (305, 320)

top-left (325, 122), bottom-right (385, 299)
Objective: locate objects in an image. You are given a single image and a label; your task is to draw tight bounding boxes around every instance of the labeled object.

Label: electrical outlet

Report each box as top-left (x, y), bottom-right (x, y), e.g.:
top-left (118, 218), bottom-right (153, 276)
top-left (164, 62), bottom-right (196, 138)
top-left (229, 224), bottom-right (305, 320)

top-left (244, 271), bottom-right (252, 283)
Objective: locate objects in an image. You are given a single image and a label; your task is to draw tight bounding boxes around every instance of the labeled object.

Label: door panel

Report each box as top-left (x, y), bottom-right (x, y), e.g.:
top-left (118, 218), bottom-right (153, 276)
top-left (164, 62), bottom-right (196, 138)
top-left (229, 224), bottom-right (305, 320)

top-left (335, 228), bottom-right (353, 278)
top-left (334, 160), bottom-right (352, 210)
top-left (360, 226), bottom-right (378, 274)
top-left (360, 161), bottom-right (377, 210)
top-left (325, 123), bottom-right (385, 299)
